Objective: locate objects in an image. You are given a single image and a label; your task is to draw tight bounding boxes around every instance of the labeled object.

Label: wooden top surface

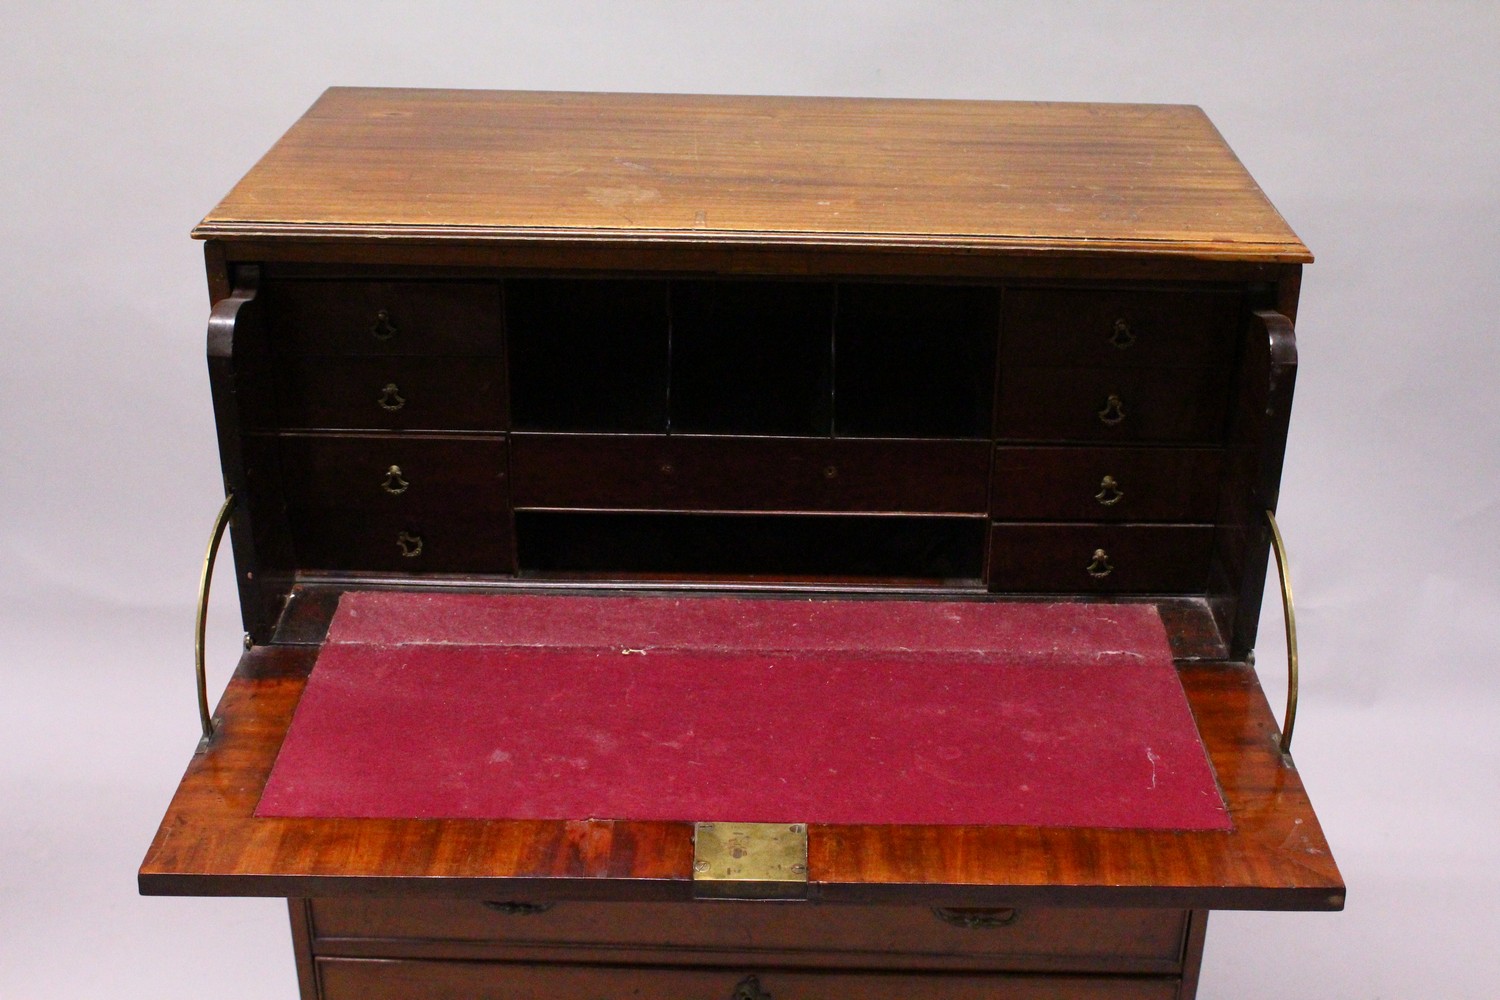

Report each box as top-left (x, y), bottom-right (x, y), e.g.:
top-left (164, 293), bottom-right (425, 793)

top-left (139, 590), bottom-right (1341, 909)
top-left (196, 88), bottom-right (1309, 262)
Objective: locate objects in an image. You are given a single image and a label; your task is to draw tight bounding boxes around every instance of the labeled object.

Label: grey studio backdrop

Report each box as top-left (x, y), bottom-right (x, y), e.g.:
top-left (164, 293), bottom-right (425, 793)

top-left (3, 3), bottom-right (1496, 998)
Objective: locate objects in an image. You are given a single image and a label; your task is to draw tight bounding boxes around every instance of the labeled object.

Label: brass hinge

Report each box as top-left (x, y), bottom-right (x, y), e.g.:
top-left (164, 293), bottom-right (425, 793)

top-left (692, 822), bottom-right (808, 900)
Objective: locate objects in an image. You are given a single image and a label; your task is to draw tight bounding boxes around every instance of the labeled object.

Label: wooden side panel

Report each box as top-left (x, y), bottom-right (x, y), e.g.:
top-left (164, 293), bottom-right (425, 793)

top-left (1208, 310), bottom-right (1298, 654)
top-left (288, 899), bottom-right (321, 1000)
top-left (206, 266), bottom-right (294, 641)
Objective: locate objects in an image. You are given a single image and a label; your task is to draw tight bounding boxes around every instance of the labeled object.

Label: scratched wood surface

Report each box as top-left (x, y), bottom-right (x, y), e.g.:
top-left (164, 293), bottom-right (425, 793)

top-left (196, 88), bottom-right (1309, 262)
top-left (139, 599), bottom-right (1341, 909)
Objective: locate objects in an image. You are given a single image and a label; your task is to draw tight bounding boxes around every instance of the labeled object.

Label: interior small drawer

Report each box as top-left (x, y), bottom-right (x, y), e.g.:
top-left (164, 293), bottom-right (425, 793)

top-left (1002, 286), bottom-right (1242, 367)
top-left (271, 357), bottom-right (505, 431)
top-left (288, 508), bottom-right (514, 574)
top-left (260, 280), bottom-right (502, 355)
top-left (988, 523), bottom-right (1214, 593)
top-left (310, 899), bottom-right (1187, 973)
top-left (511, 434), bottom-right (991, 514)
top-left (991, 446), bottom-right (1223, 522)
top-left (316, 958), bottom-right (1181, 999)
top-left (274, 434), bottom-right (508, 512)
top-left (995, 366), bottom-right (1232, 443)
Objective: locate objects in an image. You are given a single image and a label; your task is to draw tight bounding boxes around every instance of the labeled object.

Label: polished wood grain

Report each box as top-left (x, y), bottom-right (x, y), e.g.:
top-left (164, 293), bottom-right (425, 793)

top-left (139, 603), bottom-right (1341, 910)
top-left (196, 89), bottom-right (1309, 262)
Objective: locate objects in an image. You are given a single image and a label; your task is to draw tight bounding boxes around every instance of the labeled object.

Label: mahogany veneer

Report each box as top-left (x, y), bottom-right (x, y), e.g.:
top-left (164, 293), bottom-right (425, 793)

top-left (145, 88), bottom-right (1341, 1000)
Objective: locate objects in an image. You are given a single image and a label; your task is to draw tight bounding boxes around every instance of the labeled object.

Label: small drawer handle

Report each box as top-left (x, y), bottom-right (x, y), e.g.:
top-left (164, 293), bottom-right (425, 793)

top-left (932, 907), bottom-right (1019, 929)
top-left (1087, 548), bottom-right (1114, 579)
top-left (381, 464), bottom-right (410, 496)
top-left (731, 975), bottom-right (772, 1000)
top-left (396, 531), bottom-right (423, 558)
top-left (482, 901), bottom-right (554, 916)
top-left (377, 382), bottom-right (406, 411)
top-left (1097, 393), bottom-right (1126, 426)
top-left (370, 308), bottom-right (397, 341)
top-left (1109, 317), bottom-right (1137, 349)
top-left (1094, 474), bottom-right (1124, 507)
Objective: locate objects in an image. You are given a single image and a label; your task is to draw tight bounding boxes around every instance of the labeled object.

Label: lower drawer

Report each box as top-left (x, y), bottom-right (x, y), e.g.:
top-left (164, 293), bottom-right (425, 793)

top-left (317, 957), bottom-right (1181, 1000)
top-left (309, 899), bottom-right (1187, 973)
top-left (511, 434), bottom-right (991, 514)
top-left (271, 356), bottom-right (506, 431)
top-left (274, 434), bottom-right (509, 513)
top-left (290, 509), bottom-right (514, 574)
top-left (988, 523), bottom-right (1214, 593)
top-left (995, 366), bottom-right (1231, 443)
top-left (991, 446), bottom-right (1223, 522)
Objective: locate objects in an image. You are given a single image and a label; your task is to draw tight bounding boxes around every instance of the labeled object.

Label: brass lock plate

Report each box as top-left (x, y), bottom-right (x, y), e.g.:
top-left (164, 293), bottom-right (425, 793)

top-left (692, 822), bottom-right (808, 899)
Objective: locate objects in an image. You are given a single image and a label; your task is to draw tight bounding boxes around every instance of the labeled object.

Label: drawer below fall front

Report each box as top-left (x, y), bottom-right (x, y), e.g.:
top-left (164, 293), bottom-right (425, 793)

top-left (289, 508), bottom-right (515, 575)
top-left (988, 523), bottom-right (1214, 593)
top-left (307, 898), bottom-right (1189, 974)
top-left (316, 958), bottom-right (1183, 1000)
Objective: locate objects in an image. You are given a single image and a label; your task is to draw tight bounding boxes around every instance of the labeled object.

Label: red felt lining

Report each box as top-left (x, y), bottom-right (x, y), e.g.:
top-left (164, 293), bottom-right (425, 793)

top-left (257, 593), bottom-right (1229, 830)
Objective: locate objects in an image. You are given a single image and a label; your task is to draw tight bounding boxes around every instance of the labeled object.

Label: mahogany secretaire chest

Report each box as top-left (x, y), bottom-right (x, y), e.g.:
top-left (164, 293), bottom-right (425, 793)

top-left (141, 88), bottom-right (1342, 1000)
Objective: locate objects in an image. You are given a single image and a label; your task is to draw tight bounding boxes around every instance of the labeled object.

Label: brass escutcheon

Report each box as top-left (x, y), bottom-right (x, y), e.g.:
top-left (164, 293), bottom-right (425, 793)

top-left (1097, 393), bottom-right (1126, 426)
top-left (1086, 548), bottom-right (1114, 579)
top-left (1109, 317), bottom-right (1137, 349)
top-left (932, 906), bottom-right (1019, 929)
top-left (482, 901), bottom-right (554, 916)
top-left (1094, 474), bottom-right (1125, 506)
top-left (381, 464), bottom-right (410, 495)
top-left (370, 308), bottom-right (397, 340)
top-left (377, 382), bottom-right (406, 411)
top-left (731, 975), bottom-right (772, 1000)
top-left (396, 531), bottom-right (423, 558)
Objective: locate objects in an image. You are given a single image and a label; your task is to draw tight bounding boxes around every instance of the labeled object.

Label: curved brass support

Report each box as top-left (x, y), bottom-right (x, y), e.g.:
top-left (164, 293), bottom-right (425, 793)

top-left (194, 491), bottom-right (238, 748)
top-left (1265, 508), bottom-right (1299, 755)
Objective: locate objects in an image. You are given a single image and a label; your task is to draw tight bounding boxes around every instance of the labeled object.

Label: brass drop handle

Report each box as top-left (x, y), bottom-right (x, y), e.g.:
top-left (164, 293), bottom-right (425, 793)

top-left (377, 382), bottom-right (406, 411)
top-left (1087, 548), bottom-right (1114, 579)
top-left (1094, 474), bottom-right (1124, 506)
top-left (396, 531), bottom-right (423, 558)
top-left (1109, 317), bottom-right (1136, 349)
top-left (731, 975), bottom-right (772, 1000)
top-left (381, 464), bottom-right (410, 496)
top-left (1098, 393), bottom-right (1126, 426)
top-left (482, 901), bottom-right (553, 916)
top-left (932, 906), bottom-right (1019, 929)
top-left (193, 491), bottom-right (238, 749)
top-left (370, 308), bottom-right (397, 341)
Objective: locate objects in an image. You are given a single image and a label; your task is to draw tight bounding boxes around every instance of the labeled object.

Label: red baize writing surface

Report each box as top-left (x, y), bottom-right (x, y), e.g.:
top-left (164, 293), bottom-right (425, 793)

top-left (257, 593), bottom-right (1229, 830)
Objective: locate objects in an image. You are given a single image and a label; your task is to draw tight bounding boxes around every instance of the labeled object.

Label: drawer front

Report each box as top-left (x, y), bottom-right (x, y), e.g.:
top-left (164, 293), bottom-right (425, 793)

top-left (275, 435), bottom-right (508, 513)
top-left (317, 958), bottom-right (1181, 1000)
top-left (309, 899), bottom-right (1186, 972)
top-left (289, 508), bottom-right (514, 574)
top-left (989, 524), bottom-right (1214, 593)
top-left (1002, 286), bottom-right (1241, 367)
top-left (996, 366), bottom-right (1231, 443)
top-left (511, 435), bottom-right (991, 514)
top-left (273, 357), bottom-right (506, 431)
top-left (261, 280), bottom-right (502, 355)
top-left (992, 446), bottom-right (1223, 522)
